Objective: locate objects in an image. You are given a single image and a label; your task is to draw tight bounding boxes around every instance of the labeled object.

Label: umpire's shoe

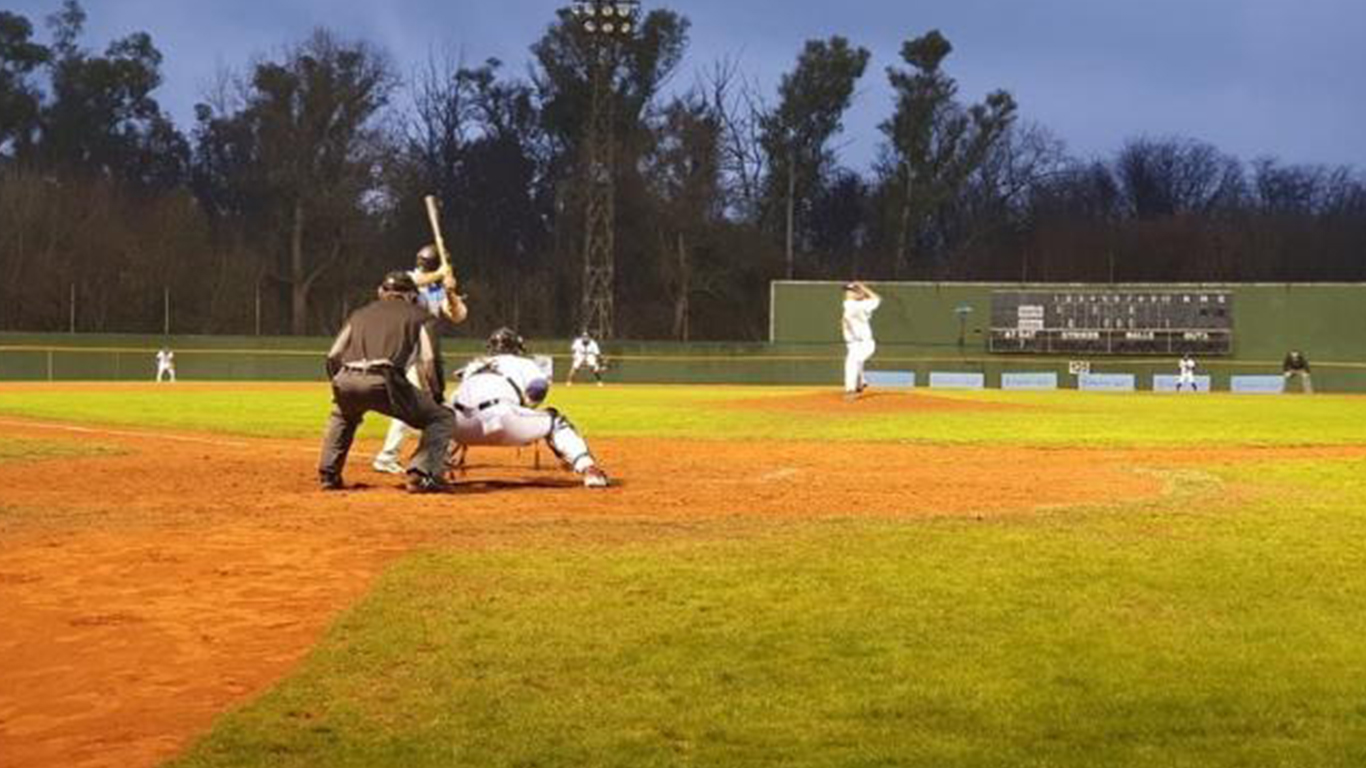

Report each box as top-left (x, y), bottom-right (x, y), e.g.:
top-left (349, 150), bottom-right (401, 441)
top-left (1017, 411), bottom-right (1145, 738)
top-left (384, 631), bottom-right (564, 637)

top-left (320, 472), bottom-right (345, 491)
top-left (406, 470), bottom-right (454, 494)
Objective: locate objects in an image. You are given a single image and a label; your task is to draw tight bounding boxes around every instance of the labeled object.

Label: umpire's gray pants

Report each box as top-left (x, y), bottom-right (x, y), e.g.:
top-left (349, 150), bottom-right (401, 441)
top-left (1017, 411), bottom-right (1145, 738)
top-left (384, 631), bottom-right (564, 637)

top-left (318, 371), bottom-right (453, 480)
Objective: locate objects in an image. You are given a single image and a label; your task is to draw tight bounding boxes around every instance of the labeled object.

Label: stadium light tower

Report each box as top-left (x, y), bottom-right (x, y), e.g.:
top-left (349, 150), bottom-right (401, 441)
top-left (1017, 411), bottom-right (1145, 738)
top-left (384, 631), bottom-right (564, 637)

top-left (568, 0), bottom-right (639, 340)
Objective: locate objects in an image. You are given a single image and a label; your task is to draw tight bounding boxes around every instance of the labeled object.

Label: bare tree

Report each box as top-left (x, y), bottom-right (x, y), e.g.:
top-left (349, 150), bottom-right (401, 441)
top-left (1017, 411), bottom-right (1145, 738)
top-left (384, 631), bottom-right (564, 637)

top-left (1114, 137), bottom-right (1244, 218)
top-left (698, 55), bottom-right (766, 222)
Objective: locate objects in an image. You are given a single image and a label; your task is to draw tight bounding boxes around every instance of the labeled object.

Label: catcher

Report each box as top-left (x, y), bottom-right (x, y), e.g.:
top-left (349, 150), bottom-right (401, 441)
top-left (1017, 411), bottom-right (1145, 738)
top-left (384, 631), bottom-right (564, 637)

top-left (449, 327), bottom-right (609, 488)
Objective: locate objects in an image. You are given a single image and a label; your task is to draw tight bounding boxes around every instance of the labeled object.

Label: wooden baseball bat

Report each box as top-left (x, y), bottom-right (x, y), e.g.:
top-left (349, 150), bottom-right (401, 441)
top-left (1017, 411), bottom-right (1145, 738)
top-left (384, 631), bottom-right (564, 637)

top-left (422, 194), bottom-right (452, 272)
top-left (422, 194), bottom-right (466, 321)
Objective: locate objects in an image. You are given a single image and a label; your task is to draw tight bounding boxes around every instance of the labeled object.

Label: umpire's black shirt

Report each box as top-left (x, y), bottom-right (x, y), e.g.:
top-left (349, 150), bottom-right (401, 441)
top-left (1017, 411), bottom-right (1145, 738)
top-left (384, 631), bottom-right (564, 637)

top-left (326, 296), bottom-right (445, 395)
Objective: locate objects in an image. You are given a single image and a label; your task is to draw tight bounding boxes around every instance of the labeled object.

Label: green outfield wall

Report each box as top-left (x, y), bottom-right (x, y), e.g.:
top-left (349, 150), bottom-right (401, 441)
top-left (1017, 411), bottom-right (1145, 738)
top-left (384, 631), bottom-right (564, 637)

top-left (0, 332), bottom-right (837, 386)
top-left (772, 281), bottom-right (1366, 392)
top-left (2, 281), bottom-right (1363, 391)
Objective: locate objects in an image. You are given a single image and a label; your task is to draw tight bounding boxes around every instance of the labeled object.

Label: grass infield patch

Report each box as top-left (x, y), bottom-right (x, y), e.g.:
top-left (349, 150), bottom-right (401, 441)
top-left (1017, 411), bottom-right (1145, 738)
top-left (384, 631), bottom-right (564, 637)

top-left (173, 460), bottom-right (1366, 768)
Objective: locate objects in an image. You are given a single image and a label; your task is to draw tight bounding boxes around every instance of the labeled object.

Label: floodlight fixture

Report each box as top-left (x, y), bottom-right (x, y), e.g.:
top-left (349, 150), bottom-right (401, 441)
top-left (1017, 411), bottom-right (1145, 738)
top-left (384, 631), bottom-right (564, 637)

top-left (570, 0), bottom-right (639, 39)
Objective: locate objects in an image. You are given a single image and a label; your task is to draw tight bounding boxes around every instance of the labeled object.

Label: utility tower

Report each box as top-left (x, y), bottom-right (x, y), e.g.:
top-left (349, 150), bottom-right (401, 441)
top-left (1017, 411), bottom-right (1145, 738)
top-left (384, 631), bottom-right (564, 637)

top-left (569, 1), bottom-right (639, 340)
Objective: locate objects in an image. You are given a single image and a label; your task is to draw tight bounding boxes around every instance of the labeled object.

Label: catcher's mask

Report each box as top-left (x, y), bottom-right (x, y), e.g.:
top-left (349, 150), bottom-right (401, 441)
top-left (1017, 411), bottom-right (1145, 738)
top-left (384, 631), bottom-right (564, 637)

top-left (416, 244), bottom-right (441, 272)
top-left (378, 271), bottom-right (418, 300)
top-left (486, 326), bottom-right (526, 356)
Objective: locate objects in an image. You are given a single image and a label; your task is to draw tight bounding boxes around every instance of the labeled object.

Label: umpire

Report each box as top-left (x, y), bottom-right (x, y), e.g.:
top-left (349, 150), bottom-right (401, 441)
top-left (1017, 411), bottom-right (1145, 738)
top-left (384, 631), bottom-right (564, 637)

top-left (318, 271), bottom-right (455, 492)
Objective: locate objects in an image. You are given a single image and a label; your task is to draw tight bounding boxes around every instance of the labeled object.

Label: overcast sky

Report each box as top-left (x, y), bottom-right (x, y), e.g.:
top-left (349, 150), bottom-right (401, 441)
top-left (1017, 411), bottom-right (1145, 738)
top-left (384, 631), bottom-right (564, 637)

top-left (10, 0), bottom-right (1365, 171)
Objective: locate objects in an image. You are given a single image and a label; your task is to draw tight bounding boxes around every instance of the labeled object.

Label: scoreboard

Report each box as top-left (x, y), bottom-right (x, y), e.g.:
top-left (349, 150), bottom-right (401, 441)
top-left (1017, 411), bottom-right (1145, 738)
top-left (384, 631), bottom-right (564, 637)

top-left (988, 289), bottom-right (1233, 355)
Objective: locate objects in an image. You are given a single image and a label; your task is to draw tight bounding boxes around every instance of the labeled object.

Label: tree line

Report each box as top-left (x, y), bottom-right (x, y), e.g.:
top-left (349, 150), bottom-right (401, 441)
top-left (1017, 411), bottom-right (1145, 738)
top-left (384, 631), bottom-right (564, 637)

top-left (2, 1), bottom-right (1362, 339)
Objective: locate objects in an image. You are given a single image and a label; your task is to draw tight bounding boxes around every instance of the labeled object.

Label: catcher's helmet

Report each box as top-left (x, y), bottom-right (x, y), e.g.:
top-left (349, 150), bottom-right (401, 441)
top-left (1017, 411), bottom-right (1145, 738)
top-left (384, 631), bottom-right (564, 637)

top-left (416, 244), bottom-right (441, 272)
top-left (379, 270), bottom-right (418, 297)
top-left (486, 326), bottom-right (525, 356)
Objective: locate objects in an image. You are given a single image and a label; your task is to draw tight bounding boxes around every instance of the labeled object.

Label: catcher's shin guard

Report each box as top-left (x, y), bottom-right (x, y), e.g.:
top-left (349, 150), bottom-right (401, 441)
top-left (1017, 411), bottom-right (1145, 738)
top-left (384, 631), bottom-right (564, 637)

top-left (544, 408), bottom-right (594, 472)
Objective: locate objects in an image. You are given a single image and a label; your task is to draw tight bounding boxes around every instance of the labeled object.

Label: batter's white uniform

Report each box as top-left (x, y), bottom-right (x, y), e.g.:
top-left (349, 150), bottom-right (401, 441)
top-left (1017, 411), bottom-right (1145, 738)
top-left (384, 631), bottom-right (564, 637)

top-left (451, 354), bottom-right (604, 484)
top-left (842, 295), bottom-right (880, 393)
top-left (155, 349), bottom-right (176, 382)
top-left (568, 335), bottom-right (602, 385)
top-left (411, 267), bottom-right (449, 319)
top-left (374, 270), bottom-right (449, 471)
top-left (1177, 355), bottom-right (1197, 390)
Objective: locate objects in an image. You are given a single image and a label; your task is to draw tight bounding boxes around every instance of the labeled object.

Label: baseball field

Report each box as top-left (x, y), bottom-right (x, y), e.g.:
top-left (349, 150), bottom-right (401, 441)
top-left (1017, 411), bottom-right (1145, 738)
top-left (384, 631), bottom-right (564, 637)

top-left (2, 383), bottom-right (1366, 767)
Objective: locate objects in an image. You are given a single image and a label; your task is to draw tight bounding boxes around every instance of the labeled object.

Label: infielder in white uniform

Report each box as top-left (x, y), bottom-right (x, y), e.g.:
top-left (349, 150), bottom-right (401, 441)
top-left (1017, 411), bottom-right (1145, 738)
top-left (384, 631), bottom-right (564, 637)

top-left (452, 327), bottom-right (609, 488)
top-left (155, 347), bottom-right (176, 382)
top-left (566, 331), bottom-right (603, 386)
top-left (1176, 353), bottom-right (1198, 391)
top-left (372, 245), bottom-right (467, 474)
top-left (841, 281), bottom-right (881, 399)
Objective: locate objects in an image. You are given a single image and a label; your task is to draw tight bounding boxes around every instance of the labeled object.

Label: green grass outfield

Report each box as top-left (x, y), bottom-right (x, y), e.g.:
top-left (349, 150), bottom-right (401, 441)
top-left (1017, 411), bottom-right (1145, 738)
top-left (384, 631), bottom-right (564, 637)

top-left (4, 385), bottom-right (1366, 766)
top-left (0, 383), bottom-right (1363, 447)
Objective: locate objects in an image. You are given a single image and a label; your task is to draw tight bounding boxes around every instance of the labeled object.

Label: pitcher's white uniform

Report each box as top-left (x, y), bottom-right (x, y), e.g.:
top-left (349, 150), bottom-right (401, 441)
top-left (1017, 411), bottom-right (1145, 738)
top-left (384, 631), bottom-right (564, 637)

top-left (155, 348), bottom-right (176, 382)
top-left (842, 288), bottom-right (880, 395)
top-left (452, 354), bottom-right (607, 486)
top-left (567, 334), bottom-right (603, 385)
top-left (1177, 354), bottom-right (1197, 391)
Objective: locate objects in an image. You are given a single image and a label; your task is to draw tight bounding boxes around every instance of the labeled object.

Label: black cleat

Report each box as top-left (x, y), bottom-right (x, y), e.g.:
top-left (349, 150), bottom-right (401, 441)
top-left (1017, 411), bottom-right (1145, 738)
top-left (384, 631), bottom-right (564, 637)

top-left (320, 473), bottom-right (345, 491)
top-left (406, 471), bottom-right (454, 494)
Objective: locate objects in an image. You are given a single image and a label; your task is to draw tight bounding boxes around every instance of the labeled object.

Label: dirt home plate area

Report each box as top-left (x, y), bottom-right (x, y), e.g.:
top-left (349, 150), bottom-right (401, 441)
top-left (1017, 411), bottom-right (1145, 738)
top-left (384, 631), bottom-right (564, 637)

top-left (2, 386), bottom-right (1363, 767)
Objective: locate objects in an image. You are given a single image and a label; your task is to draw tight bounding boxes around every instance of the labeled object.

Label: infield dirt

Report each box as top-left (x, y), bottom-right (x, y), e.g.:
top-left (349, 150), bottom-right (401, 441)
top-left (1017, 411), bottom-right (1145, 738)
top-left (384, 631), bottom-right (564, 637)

top-left (2, 404), bottom-right (1363, 768)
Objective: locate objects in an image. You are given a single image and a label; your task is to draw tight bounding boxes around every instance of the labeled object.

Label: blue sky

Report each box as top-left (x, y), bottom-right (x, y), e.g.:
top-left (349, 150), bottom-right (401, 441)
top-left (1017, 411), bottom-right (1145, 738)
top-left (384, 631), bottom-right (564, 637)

top-left (11, 0), bottom-right (1365, 171)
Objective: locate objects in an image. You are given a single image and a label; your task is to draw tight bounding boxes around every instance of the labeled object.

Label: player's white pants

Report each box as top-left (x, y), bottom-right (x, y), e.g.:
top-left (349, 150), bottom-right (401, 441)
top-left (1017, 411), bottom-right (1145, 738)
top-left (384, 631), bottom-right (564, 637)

top-left (156, 364), bottom-right (175, 382)
top-left (844, 339), bottom-right (876, 393)
top-left (376, 413), bottom-right (414, 463)
top-left (1177, 372), bottom-right (1196, 389)
top-left (375, 365), bottom-right (423, 464)
top-left (568, 355), bottom-right (600, 382)
top-left (453, 402), bottom-right (596, 473)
